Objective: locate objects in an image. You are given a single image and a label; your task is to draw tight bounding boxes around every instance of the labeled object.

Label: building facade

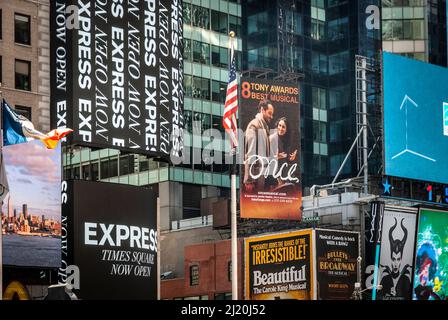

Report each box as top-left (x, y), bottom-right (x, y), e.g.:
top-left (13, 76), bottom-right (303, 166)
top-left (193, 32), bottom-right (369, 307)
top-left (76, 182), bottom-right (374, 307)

top-left (0, 0), bottom-right (51, 132)
top-left (382, 0), bottom-right (447, 66)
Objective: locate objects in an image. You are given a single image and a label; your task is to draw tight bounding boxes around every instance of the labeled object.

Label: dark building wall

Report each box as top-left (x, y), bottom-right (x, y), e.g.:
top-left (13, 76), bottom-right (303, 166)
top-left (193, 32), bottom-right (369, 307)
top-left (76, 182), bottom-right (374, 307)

top-left (243, 0), bottom-right (382, 188)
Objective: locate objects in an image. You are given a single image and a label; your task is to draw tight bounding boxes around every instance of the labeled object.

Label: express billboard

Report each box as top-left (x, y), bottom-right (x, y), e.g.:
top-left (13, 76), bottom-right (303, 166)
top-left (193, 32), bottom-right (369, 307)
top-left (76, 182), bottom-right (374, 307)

top-left (412, 208), bottom-right (448, 300)
top-left (60, 180), bottom-right (157, 299)
top-left (240, 78), bottom-right (301, 220)
top-left (315, 229), bottom-right (359, 300)
top-left (51, 0), bottom-right (184, 160)
top-left (383, 52), bottom-right (448, 184)
top-left (245, 230), bottom-right (313, 300)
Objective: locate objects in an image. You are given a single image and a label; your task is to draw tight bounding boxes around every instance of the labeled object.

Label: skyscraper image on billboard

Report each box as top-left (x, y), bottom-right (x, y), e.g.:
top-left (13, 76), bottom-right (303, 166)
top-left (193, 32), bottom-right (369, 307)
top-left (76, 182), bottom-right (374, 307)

top-left (383, 52), bottom-right (448, 184)
top-left (1, 141), bottom-right (61, 268)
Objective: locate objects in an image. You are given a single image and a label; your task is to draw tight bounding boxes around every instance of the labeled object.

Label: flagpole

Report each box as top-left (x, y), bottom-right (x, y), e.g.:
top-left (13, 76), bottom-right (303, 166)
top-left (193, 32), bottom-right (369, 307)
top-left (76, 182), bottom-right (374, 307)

top-left (229, 31), bottom-right (238, 301)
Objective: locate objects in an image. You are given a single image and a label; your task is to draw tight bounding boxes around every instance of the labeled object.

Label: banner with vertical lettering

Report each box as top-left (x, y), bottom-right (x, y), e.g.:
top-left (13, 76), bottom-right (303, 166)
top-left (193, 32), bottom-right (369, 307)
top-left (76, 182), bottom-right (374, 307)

top-left (50, 0), bottom-right (184, 160)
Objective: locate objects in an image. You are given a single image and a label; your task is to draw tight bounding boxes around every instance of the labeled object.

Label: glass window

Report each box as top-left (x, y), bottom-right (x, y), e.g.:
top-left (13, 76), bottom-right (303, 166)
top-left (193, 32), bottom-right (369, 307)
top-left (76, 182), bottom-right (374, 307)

top-left (329, 51), bottom-right (348, 75)
top-left (119, 155), bottom-right (134, 175)
top-left (311, 19), bottom-right (325, 40)
top-left (193, 41), bottom-right (210, 64)
top-left (229, 15), bottom-right (241, 37)
top-left (192, 5), bottom-right (209, 29)
top-left (185, 75), bottom-right (193, 97)
top-left (211, 46), bottom-right (228, 68)
top-left (15, 59), bottom-right (31, 91)
top-left (15, 13), bottom-right (31, 45)
top-left (14, 105), bottom-right (32, 120)
top-left (183, 3), bottom-right (191, 25)
top-left (312, 87), bottom-right (327, 109)
top-left (211, 80), bottom-right (226, 103)
top-left (211, 10), bottom-right (227, 34)
top-left (184, 38), bottom-right (191, 61)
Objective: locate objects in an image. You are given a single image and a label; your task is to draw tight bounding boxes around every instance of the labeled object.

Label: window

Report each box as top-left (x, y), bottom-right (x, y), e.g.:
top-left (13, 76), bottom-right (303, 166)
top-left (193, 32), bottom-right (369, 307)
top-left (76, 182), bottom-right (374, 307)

top-left (228, 15), bottom-right (241, 37)
top-left (192, 41), bottom-right (210, 64)
top-left (211, 46), bottom-right (228, 68)
top-left (192, 5), bottom-right (209, 29)
top-left (190, 265), bottom-right (199, 286)
top-left (211, 10), bottom-right (228, 34)
top-left (14, 105), bottom-right (32, 120)
top-left (15, 60), bottom-right (31, 91)
top-left (15, 13), bottom-right (31, 45)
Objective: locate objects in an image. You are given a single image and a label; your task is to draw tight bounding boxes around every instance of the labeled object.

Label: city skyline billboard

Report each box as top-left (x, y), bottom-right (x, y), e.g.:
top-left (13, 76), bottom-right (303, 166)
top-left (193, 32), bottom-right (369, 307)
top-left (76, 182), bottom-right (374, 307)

top-left (1, 141), bottom-right (61, 268)
top-left (60, 180), bottom-right (158, 299)
top-left (240, 78), bottom-right (301, 220)
top-left (315, 229), bottom-right (359, 300)
top-left (378, 206), bottom-right (417, 300)
top-left (412, 208), bottom-right (448, 300)
top-left (383, 52), bottom-right (448, 184)
top-left (51, 0), bottom-right (184, 161)
top-left (245, 230), bottom-right (313, 300)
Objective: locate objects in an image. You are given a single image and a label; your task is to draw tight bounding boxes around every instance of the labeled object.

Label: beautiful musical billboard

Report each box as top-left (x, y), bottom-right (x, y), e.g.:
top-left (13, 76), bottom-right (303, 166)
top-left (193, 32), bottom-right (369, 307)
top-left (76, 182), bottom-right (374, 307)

top-left (378, 206), bottom-right (417, 300)
top-left (412, 208), bottom-right (448, 300)
top-left (240, 78), bottom-right (301, 220)
top-left (315, 229), bottom-right (359, 300)
top-left (383, 52), bottom-right (448, 184)
top-left (60, 180), bottom-right (157, 299)
top-left (245, 230), bottom-right (313, 300)
top-left (1, 141), bottom-right (61, 269)
top-left (51, 0), bottom-right (184, 160)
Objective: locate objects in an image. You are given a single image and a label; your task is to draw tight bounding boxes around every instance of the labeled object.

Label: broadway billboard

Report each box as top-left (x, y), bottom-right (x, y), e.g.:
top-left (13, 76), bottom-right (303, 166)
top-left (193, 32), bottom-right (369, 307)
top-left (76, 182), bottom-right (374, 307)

top-left (51, 0), bottom-right (184, 160)
top-left (245, 230), bottom-right (313, 300)
top-left (240, 78), bottom-right (301, 220)
top-left (59, 180), bottom-right (157, 299)
top-left (315, 229), bottom-right (359, 300)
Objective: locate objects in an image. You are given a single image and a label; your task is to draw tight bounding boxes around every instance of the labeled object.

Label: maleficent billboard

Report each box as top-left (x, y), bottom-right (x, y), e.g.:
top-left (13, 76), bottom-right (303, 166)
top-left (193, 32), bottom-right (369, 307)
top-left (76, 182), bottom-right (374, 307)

top-left (59, 180), bottom-right (157, 299)
top-left (51, 0), bottom-right (184, 160)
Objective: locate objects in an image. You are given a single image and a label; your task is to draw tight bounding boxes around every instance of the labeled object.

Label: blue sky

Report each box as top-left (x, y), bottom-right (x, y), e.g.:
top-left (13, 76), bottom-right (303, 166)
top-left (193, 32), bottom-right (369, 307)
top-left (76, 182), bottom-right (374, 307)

top-left (2, 140), bottom-right (61, 221)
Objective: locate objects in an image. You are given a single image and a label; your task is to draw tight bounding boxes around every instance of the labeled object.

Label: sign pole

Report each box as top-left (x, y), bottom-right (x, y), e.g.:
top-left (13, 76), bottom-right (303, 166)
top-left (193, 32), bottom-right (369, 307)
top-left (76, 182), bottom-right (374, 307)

top-left (0, 84), bottom-right (3, 300)
top-left (229, 32), bottom-right (238, 301)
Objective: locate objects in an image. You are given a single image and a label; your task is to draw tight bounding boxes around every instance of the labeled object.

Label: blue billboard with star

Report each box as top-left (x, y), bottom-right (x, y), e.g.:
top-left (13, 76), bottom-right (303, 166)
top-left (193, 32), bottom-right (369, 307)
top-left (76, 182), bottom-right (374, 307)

top-left (384, 52), bottom-right (448, 184)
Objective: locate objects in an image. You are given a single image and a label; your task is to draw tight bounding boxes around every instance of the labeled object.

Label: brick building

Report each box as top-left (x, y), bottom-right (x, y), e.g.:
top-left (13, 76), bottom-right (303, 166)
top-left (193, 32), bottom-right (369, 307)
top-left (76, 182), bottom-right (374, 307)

top-left (0, 0), bottom-right (51, 131)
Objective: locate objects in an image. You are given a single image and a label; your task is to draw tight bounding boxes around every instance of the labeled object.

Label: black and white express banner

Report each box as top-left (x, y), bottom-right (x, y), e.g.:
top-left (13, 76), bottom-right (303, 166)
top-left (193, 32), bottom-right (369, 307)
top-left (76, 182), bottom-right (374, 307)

top-left (59, 180), bottom-right (157, 299)
top-left (51, 0), bottom-right (184, 160)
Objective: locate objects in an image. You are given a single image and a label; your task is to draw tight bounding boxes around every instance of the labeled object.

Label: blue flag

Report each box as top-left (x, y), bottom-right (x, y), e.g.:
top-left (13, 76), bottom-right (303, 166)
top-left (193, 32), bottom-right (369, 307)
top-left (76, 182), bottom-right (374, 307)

top-left (2, 99), bottom-right (29, 146)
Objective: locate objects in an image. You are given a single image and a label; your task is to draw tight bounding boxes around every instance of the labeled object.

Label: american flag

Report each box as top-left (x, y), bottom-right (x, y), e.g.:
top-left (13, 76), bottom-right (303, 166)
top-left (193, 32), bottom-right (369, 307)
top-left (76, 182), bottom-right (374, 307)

top-left (223, 41), bottom-right (238, 150)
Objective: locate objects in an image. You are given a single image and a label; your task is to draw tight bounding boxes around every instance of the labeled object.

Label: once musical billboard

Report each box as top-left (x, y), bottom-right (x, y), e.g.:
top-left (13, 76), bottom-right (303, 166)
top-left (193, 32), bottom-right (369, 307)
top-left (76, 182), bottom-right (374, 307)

top-left (412, 208), bottom-right (448, 300)
top-left (378, 206), bottom-right (417, 300)
top-left (245, 230), bottom-right (313, 300)
top-left (383, 52), bottom-right (448, 184)
top-left (240, 78), bottom-right (301, 220)
top-left (315, 229), bottom-right (359, 300)
top-left (60, 180), bottom-right (157, 299)
top-left (51, 0), bottom-right (184, 160)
